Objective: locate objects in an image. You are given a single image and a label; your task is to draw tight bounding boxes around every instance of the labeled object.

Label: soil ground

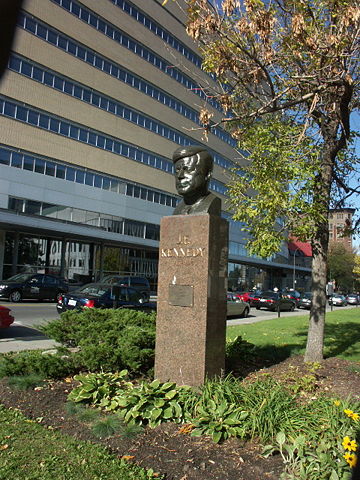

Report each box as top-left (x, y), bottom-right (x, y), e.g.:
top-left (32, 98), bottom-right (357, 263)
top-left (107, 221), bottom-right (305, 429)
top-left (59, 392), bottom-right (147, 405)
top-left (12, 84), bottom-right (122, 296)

top-left (0, 355), bottom-right (359, 480)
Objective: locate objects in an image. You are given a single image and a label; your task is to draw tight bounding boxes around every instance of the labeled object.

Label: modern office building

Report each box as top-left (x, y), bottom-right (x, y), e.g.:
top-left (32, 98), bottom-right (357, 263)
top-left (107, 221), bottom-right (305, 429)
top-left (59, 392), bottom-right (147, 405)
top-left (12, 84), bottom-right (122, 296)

top-left (0, 0), bottom-right (307, 291)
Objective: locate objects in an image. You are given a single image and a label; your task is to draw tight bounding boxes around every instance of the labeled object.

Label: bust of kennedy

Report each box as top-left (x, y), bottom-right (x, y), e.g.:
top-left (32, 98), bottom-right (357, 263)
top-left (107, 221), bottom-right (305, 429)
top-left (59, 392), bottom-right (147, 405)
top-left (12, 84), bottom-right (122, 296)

top-left (172, 145), bottom-right (221, 216)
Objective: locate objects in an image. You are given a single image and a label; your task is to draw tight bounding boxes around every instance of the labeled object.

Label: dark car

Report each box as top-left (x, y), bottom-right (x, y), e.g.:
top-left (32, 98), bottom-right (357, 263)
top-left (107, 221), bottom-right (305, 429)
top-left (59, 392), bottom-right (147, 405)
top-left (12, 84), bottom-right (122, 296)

top-left (281, 289), bottom-right (301, 307)
top-left (57, 283), bottom-right (155, 314)
top-left (0, 273), bottom-right (68, 303)
top-left (346, 294), bottom-right (359, 305)
top-left (254, 291), bottom-right (296, 312)
top-left (298, 292), bottom-right (312, 309)
top-left (100, 275), bottom-right (151, 302)
top-left (0, 305), bottom-right (14, 328)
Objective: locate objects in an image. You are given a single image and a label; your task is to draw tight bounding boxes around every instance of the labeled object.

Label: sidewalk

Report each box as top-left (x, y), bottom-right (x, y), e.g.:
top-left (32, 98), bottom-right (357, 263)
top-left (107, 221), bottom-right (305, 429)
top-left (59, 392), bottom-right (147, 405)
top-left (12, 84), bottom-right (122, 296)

top-left (0, 323), bottom-right (59, 353)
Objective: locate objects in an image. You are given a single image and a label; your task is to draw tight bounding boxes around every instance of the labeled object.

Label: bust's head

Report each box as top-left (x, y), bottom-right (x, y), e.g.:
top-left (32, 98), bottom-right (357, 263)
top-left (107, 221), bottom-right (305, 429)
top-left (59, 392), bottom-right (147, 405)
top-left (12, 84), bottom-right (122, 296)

top-left (172, 146), bottom-right (213, 199)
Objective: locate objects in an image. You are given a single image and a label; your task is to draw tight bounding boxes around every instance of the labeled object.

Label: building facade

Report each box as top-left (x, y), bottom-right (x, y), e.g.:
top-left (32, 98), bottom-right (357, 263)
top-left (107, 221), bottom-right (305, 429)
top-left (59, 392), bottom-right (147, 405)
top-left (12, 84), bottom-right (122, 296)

top-left (329, 208), bottom-right (355, 250)
top-left (0, 0), bottom-right (309, 291)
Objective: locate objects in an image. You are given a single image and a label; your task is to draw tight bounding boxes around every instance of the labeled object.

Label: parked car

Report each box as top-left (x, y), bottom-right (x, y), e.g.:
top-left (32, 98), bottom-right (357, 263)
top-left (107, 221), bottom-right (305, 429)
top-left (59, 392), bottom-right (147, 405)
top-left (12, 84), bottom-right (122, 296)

top-left (227, 293), bottom-right (250, 318)
top-left (0, 273), bottom-right (68, 303)
top-left (254, 291), bottom-right (296, 312)
top-left (328, 294), bottom-right (348, 306)
top-left (298, 292), bottom-right (312, 309)
top-left (345, 294), bottom-right (359, 305)
top-left (0, 305), bottom-right (14, 328)
top-left (281, 289), bottom-right (301, 307)
top-left (231, 291), bottom-right (262, 307)
top-left (57, 283), bottom-right (155, 314)
top-left (100, 275), bottom-right (151, 302)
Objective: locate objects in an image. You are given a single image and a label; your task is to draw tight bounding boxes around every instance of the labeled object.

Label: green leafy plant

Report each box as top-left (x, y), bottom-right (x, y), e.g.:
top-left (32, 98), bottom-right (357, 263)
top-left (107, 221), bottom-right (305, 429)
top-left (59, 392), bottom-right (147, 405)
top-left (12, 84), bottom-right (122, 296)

top-left (262, 431), bottom-right (351, 480)
top-left (191, 400), bottom-right (248, 443)
top-left (69, 373), bottom-right (197, 428)
top-left (107, 379), bottom-right (196, 428)
top-left (262, 397), bottom-right (360, 480)
top-left (68, 370), bottom-right (132, 405)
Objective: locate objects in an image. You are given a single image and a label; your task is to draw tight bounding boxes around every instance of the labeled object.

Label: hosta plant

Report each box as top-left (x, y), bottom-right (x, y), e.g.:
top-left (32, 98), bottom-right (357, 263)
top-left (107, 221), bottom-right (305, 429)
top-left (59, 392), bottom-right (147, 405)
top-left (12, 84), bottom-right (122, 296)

top-left (68, 370), bottom-right (132, 406)
top-left (112, 379), bottom-right (196, 428)
top-left (191, 399), bottom-right (249, 443)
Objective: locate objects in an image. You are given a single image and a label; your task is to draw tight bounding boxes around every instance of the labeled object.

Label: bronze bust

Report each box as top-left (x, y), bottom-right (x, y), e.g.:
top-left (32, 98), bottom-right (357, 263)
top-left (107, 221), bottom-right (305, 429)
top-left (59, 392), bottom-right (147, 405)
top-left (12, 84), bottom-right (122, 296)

top-left (172, 146), bottom-right (221, 216)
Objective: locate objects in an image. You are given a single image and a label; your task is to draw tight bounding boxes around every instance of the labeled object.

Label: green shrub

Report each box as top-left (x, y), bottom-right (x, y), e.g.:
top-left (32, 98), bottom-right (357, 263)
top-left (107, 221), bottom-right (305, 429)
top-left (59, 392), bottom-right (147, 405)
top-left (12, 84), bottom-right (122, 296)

top-left (7, 374), bottom-right (45, 390)
top-left (40, 308), bottom-right (156, 375)
top-left (0, 349), bottom-right (77, 379)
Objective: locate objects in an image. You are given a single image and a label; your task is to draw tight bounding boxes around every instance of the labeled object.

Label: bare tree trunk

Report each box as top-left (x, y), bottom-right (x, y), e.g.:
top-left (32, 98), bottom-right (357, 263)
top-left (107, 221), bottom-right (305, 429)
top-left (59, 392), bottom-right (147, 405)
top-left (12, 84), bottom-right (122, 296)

top-left (304, 121), bottom-right (338, 363)
top-left (305, 235), bottom-right (328, 362)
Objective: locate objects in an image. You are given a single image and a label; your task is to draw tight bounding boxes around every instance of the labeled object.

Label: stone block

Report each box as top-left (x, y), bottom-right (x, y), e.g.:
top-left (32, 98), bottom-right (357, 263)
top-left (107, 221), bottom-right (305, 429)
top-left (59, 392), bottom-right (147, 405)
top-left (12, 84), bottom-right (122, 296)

top-left (155, 214), bottom-right (228, 386)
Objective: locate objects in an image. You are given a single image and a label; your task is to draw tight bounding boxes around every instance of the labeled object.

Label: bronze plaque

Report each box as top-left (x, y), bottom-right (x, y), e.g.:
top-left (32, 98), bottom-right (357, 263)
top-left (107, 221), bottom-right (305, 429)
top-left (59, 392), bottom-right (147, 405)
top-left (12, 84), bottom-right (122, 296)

top-left (168, 284), bottom-right (194, 307)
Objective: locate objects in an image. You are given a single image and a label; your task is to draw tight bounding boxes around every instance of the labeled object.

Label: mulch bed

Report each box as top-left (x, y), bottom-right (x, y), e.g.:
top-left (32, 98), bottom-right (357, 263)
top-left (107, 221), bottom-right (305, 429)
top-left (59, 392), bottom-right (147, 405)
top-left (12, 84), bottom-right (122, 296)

top-left (0, 355), bottom-right (360, 480)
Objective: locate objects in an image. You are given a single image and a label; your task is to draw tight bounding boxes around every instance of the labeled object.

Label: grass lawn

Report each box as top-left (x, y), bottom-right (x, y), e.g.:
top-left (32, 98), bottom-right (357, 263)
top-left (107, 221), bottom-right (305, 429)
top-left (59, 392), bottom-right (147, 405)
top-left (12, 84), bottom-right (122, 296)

top-left (227, 307), bottom-right (360, 363)
top-left (0, 406), bottom-right (158, 480)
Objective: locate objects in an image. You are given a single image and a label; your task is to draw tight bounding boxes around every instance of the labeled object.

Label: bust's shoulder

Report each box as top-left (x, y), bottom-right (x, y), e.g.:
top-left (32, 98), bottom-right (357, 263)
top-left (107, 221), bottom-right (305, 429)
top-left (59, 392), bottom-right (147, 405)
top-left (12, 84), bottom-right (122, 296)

top-left (173, 193), bottom-right (221, 216)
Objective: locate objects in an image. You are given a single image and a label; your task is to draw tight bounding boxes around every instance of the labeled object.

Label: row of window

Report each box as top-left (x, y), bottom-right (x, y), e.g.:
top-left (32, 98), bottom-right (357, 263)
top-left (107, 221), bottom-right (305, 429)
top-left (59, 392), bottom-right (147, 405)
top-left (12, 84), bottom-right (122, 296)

top-left (8, 197), bottom-right (161, 241)
top-left (49, 0), bottom-right (221, 113)
top-left (17, 10), bottom-right (236, 152)
top-left (0, 97), bottom-right (228, 196)
top-left (0, 145), bottom-right (178, 207)
top-left (9, 54), bottom-right (210, 155)
top-left (109, 0), bottom-right (202, 68)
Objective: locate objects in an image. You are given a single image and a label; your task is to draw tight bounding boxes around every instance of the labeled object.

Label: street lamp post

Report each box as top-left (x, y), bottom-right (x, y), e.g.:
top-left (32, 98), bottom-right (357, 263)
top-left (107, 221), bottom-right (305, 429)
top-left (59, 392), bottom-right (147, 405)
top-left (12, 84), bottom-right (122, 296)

top-left (293, 247), bottom-right (301, 290)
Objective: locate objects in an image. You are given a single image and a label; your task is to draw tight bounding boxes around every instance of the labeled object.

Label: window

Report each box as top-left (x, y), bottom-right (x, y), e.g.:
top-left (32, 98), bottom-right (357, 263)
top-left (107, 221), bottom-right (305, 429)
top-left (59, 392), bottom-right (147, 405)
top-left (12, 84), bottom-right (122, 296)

top-left (8, 197), bottom-right (24, 212)
top-left (21, 61), bottom-right (32, 76)
top-left (73, 85), bottom-right (82, 99)
top-left (16, 106), bottom-right (27, 121)
top-left (23, 155), bottom-right (34, 171)
top-left (66, 167), bottom-right (75, 181)
top-left (44, 72), bottom-right (54, 86)
top-left (70, 125), bottom-right (79, 139)
top-left (49, 118), bottom-right (60, 133)
top-left (45, 162), bottom-right (55, 176)
top-left (56, 164), bottom-right (66, 179)
top-left (75, 170), bottom-right (85, 184)
top-left (42, 203), bottom-right (57, 216)
top-left (0, 149), bottom-right (10, 165)
top-left (34, 158), bottom-right (45, 173)
top-left (39, 114), bottom-right (49, 128)
top-left (85, 172), bottom-right (94, 186)
top-left (24, 200), bottom-right (41, 215)
top-left (94, 175), bottom-right (102, 188)
top-left (11, 153), bottom-right (22, 168)
top-left (60, 122), bottom-right (70, 136)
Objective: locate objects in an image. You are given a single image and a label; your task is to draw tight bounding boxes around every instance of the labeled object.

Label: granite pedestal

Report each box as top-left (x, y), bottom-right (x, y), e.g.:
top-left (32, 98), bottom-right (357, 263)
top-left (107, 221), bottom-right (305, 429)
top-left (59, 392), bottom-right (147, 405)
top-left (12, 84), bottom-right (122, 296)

top-left (154, 214), bottom-right (228, 387)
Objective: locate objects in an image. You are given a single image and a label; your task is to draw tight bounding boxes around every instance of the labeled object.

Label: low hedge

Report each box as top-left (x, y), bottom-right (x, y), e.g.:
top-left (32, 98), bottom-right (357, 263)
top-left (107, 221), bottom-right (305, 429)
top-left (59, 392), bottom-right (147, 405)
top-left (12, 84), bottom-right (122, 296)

top-left (39, 308), bottom-right (156, 375)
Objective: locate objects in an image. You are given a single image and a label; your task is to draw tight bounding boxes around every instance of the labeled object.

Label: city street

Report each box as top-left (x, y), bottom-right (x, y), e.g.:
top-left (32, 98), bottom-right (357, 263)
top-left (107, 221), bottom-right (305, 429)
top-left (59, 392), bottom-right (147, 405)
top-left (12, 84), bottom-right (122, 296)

top-left (0, 301), bottom-right (357, 353)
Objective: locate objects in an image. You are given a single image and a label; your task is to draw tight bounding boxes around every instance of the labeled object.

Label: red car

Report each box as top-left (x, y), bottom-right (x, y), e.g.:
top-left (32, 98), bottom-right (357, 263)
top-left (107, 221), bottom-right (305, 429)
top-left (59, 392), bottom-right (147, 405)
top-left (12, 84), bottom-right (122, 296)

top-left (232, 291), bottom-right (262, 306)
top-left (0, 305), bottom-right (14, 328)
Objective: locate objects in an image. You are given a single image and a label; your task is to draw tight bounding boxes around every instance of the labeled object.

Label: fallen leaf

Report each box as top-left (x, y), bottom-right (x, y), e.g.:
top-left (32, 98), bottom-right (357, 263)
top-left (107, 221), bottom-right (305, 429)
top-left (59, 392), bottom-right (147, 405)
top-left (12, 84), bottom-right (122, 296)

top-left (121, 455), bottom-right (135, 461)
top-left (0, 444), bottom-right (9, 450)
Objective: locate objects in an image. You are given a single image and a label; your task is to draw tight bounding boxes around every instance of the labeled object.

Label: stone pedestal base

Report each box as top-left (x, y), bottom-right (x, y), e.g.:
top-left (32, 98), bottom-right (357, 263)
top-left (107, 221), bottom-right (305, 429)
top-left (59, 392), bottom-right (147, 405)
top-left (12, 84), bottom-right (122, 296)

top-left (154, 214), bottom-right (228, 387)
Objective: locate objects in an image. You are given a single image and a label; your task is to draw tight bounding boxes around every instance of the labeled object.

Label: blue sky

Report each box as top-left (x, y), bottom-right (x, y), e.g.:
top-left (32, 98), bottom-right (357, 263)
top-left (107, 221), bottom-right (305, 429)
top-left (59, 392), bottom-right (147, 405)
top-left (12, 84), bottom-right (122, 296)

top-left (349, 112), bottom-right (360, 250)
